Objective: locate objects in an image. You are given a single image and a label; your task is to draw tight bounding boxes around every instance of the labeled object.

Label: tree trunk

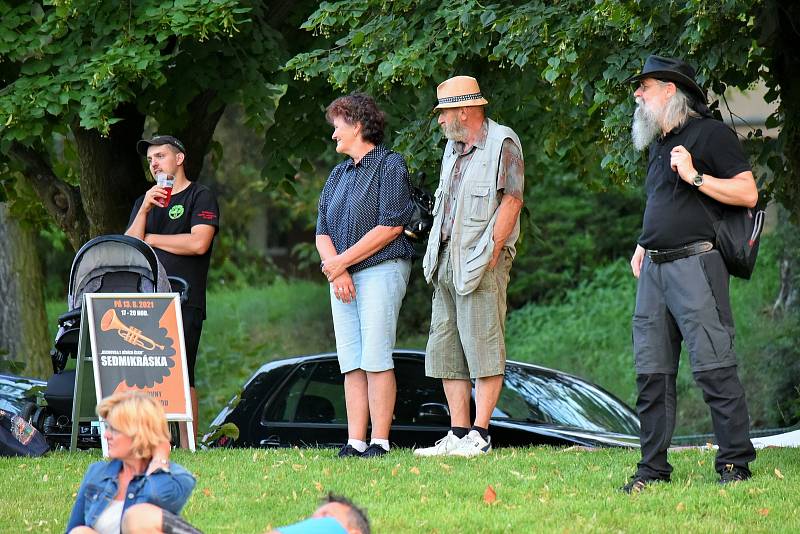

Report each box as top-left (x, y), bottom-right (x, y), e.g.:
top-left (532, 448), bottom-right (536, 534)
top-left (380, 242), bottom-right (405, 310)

top-left (179, 90), bottom-right (227, 181)
top-left (14, 91), bottom-right (226, 249)
top-left (0, 204), bottom-right (51, 378)
top-left (763, 0), bottom-right (800, 313)
top-left (72, 102), bottom-right (150, 236)
top-left (72, 96), bottom-right (225, 236)
top-left (773, 208), bottom-right (800, 314)
top-left (9, 143), bottom-right (90, 251)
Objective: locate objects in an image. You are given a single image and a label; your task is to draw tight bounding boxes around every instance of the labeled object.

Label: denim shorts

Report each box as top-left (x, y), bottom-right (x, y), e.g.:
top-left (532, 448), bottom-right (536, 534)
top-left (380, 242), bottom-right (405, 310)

top-left (330, 258), bottom-right (411, 373)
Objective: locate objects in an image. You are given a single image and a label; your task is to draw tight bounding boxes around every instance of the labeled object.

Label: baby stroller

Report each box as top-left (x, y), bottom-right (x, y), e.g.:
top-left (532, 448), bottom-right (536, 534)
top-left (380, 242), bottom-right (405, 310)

top-left (22, 235), bottom-right (188, 449)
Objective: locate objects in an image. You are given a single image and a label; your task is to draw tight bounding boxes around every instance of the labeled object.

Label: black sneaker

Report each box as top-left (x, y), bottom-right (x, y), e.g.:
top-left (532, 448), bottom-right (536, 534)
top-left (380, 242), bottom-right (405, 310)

top-left (360, 443), bottom-right (389, 458)
top-left (620, 474), bottom-right (668, 494)
top-left (337, 444), bottom-right (363, 458)
top-left (719, 464), bottom-right (751, 485)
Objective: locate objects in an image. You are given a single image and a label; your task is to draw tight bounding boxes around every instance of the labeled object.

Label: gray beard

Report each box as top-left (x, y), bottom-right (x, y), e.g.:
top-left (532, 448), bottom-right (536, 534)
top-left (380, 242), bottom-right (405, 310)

top-left (631, 100), bottom-right (661, 151)
top-left (442, 119), bottom-right (468, 143)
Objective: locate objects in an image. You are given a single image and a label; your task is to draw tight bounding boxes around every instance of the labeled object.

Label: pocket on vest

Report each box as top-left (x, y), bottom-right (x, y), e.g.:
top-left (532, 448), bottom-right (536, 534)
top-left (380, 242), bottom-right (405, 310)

top-left (468, 186), bottom-right (491, 224)
top-left (464, 230), bottom-right (494, 272)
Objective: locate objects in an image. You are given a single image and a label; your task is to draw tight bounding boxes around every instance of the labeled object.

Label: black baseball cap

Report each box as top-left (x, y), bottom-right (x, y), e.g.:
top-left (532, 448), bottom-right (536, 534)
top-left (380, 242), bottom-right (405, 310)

top-left (136, 135), bottom-right (187, 156)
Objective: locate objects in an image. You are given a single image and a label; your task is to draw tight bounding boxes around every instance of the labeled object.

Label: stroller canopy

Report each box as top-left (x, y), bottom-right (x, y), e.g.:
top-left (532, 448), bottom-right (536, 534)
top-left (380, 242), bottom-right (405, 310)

top-left (67, 235), bottom-right (171, 310)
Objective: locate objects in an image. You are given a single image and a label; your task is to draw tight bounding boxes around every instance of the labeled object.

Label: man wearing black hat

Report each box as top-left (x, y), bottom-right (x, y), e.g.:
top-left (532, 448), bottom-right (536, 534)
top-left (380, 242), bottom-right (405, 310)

top-left (126, 135), bottom-right (220, 439)
top-left (622, 55), bottom-right (758, 493)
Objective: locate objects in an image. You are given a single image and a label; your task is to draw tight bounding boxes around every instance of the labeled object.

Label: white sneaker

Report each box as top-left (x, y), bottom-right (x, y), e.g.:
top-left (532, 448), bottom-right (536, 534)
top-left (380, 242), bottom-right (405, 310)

top-left (449, 430), bottom-right (491, 457)
top-left (413, 431), bottom-right (463, 457)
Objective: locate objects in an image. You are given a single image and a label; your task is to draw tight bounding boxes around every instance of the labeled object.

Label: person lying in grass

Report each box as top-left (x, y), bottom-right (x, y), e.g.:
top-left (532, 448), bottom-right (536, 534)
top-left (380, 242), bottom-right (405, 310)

top-left (267, 493), bottom-right (371, 534)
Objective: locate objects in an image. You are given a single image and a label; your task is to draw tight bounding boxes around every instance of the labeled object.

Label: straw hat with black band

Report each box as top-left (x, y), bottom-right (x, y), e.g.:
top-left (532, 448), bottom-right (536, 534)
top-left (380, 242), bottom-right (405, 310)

top-left (434, 76), bottom-right (488, 110)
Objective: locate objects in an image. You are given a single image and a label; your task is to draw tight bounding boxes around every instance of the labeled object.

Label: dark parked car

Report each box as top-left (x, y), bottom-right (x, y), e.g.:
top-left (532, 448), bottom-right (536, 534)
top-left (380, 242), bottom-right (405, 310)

top-left (0, 373), bottom-right (45, 416)
top-left (205, 350), bottom-right (640, 449)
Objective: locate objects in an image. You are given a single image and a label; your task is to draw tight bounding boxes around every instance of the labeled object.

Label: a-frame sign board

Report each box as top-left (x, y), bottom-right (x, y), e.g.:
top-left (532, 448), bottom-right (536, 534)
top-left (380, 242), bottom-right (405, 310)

top-left (70, 293), bottom-right (195, 452)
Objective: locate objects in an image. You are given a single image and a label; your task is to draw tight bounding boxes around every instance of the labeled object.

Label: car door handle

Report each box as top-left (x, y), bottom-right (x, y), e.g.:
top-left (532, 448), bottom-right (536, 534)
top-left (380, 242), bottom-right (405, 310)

top-left (260, 436), bottom-right (281, 447)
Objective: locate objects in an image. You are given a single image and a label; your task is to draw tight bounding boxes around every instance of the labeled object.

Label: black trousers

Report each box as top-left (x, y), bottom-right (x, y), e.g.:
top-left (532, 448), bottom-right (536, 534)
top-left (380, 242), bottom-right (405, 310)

top-left (636, 368), bottom-right (756, 478)
top-left (633, 252), bottom-right (756, 478)
top-left (182, 306), bottom-right (205, 387)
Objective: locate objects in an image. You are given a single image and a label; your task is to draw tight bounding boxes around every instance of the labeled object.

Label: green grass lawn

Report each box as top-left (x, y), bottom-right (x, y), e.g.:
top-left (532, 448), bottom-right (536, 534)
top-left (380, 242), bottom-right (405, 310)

top-left (29, 237), bottom-right (799, 532)
top-left (2, 447), bottom-right (798, 533)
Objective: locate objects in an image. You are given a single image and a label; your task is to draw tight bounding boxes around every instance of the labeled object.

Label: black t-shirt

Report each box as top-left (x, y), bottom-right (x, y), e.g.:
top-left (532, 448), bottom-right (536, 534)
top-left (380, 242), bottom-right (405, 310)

top-left (638, 117), bottom-right (751, 249)
top-left (128, 182), bottom-right (220, 316)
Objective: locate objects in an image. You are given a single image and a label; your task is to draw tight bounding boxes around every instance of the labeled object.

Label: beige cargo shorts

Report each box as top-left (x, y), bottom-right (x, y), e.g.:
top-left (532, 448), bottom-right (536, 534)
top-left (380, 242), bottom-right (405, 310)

top-left (425, 242), bottom-right (512, 379)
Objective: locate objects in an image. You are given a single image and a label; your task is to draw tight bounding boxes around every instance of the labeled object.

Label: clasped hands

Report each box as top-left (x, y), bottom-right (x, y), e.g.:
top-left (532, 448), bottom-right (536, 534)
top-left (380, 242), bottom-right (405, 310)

top-left (321, 255), bottom-right (355, 303)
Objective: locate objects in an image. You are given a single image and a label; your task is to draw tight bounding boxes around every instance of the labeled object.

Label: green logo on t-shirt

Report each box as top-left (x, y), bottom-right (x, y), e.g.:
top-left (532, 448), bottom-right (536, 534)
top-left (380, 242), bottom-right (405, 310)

top-left (169, 205), bottom-right (185, 220)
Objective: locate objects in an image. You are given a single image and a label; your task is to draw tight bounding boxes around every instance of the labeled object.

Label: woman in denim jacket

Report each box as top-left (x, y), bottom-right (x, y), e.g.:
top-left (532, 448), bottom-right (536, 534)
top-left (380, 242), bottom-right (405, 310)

top-left (67, 392), bottom-right (197, 534)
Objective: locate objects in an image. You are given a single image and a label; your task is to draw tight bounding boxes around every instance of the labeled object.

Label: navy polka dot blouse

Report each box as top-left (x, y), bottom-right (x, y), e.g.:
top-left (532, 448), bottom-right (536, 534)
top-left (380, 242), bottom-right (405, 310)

top-left (316, 145), bottom-right (415, 273)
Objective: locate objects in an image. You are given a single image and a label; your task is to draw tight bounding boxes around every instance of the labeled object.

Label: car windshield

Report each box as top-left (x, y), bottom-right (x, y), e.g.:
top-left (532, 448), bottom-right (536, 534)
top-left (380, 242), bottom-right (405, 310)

top-left (0, 376), bottom-right (37, 415)
top-left (493, 366), bottom-right (639, 435)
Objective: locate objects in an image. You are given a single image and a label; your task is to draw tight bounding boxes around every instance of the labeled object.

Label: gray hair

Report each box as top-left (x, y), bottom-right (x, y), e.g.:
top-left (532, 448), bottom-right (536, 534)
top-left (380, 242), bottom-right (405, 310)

top-left (660, 81), bottom-right (700, 131)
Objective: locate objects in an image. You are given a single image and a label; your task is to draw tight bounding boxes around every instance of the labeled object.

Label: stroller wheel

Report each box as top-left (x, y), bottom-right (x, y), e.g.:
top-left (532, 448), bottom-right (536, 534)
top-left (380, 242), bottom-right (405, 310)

top-left (168, 421), bottom-right (182, 447)
top-left (20, 402), bottom-right (39, 425)
top-left (20, 402), bottom-right (48, 438)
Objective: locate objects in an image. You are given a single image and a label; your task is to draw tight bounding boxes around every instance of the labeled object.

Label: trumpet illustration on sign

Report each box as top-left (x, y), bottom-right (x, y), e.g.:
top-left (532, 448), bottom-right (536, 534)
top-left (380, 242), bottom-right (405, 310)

top-left (101, 309), bottom-right (165, 351)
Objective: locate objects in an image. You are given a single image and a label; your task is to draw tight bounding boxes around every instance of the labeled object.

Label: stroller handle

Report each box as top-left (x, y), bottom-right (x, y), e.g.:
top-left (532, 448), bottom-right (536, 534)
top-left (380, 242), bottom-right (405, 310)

top-left (168, 276), bottom-right (190, 304)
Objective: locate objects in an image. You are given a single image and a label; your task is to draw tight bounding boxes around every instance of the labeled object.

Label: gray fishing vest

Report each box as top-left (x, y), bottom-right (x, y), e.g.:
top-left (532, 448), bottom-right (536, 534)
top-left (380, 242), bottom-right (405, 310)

top-left (422, 118), bottom-right (522, 295)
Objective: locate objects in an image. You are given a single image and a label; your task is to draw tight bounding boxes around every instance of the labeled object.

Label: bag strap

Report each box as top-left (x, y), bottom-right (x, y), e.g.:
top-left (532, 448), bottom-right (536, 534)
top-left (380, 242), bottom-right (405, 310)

top-left (682, 120), bottom-right (763, 233)
top-left (679, 119), bottom-right (730, 227)
top-left (378, 149), bottom-right (389, 169)
top-left (373, 149), bottom-right (392, 186)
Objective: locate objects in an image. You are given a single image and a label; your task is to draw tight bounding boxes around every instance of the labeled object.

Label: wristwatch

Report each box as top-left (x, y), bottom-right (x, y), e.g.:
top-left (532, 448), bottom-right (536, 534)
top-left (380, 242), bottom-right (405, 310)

top-left (691, 172), bottom-right (704, 187)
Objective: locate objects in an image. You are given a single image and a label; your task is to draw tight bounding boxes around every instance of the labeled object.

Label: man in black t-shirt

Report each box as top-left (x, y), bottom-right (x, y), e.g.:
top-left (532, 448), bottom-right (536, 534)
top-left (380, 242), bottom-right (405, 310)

top-left (621, 56), bottom-right (758, 493)
top-left (126, 135), bottom-right (219, 439)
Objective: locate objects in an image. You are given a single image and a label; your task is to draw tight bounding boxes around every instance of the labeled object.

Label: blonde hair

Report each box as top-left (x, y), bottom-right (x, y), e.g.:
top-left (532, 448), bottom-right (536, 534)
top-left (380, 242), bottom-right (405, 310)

top-left (97, 391), bottom-right (170, 459)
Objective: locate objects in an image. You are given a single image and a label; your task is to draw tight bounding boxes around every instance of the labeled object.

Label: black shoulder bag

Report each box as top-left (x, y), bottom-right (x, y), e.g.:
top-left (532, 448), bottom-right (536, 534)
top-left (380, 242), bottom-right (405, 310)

top-left (683, 123), bottom-right (766, 279)
top-left (377, 152), bottom-right (434, 242)
top-left (698, 197), bottom-right (765, 279)
top-left (404, 171), bottom-right (435, 241)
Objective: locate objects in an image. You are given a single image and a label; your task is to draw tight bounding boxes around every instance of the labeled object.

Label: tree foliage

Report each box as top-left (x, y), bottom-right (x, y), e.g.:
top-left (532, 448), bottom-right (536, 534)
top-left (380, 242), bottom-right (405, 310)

top-left (0, 0), bottom-right (297, 248)
top-left (287, 0), bottom-right (797, 217)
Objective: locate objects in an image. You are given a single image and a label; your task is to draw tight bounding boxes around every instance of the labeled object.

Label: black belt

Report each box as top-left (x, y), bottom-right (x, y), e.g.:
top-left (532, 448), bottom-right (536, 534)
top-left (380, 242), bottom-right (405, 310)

top-left (647, 241), bottom-right (713, 264)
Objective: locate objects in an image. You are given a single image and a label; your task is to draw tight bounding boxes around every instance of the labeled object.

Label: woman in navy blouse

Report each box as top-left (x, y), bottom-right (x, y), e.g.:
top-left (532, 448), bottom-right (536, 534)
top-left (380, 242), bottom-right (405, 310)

top-left (316, 93), bottom-right (415, 458)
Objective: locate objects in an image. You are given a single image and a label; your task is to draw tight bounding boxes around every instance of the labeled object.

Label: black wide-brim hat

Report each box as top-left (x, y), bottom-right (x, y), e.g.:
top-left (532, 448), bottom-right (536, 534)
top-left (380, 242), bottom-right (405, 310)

top-left (623, 55), bottom-right (707, 104)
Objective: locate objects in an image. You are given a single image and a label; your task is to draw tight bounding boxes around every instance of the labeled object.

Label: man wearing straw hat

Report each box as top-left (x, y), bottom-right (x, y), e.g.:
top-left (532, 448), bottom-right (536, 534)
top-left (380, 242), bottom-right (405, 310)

top-left (415, 76), bottom-right (524, 457)
top-left (621, 55), bottom-right (758, 493)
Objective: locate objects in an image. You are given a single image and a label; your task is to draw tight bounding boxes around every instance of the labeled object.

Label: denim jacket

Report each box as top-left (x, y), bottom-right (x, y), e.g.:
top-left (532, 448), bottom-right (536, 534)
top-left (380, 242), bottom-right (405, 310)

top-left (65, 459), bottom-right (195, 533)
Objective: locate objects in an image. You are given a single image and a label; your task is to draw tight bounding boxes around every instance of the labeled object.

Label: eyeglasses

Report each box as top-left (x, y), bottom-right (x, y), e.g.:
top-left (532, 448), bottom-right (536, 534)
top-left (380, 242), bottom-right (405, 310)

top-left (638, 80), bottom-right (671, 92)
top-left (104, 423), bottom-right (127, 437)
